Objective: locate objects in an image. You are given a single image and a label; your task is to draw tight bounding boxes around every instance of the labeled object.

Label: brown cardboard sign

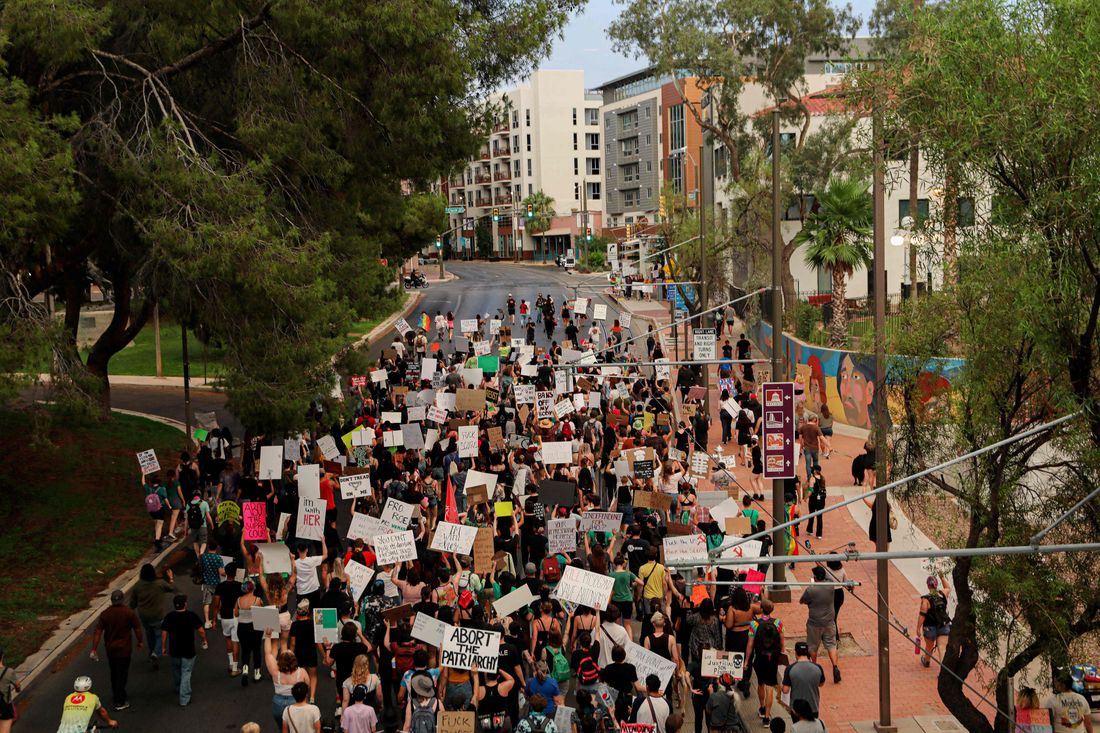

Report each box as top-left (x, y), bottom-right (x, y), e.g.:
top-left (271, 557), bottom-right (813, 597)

top-left (438, 711), bottom-right (476, 733)
top-left (683, 403), bottom-right (698, 417)
top-left (382, 604), bottom-right (416, 622)
top-left (455, 388), bottom-right (486, 412)
top-left (383, 348), bottom-right (398, 360)
top-left (666, 520), bottom-right (692, 536)
top-left (488, 427), bottom-right (504, 450)
top-left (725, 516), bottom-right (752, 536)
top-left (633, 490), bottom-right (673, 511)
top-left (473, 527), bottom-right (494, 574)
top-left (466, 483), bottom-right (489, 505)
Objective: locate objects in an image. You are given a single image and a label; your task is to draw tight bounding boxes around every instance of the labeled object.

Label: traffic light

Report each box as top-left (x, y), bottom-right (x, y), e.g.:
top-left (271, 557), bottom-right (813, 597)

top-left (585, 227), bottom-right (592, 242)
top-left (526, 203), bottom-right (534, 219)
top-left (492, 208), bottom-right (500, 223)
top-left (435, 238), bottom-right (442, 250)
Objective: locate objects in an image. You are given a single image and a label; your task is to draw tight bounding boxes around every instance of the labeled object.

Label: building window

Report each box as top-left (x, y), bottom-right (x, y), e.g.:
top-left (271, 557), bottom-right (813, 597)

top-left (646, 160), bottom-right (652, 172)
top-left (646, 187), bottom-right (652, 199)
top-left (585, 133), bottom-right (600, 151)
top-left (526, 134), bottom-right (531, 152)
top-left (620, 110), bottom-right (638, 131)
top-left (587, 182), bottom-right (601, 200)
top-left (513, 160), bottom-right (520, 177)
top-left (575, 182), bottom-right (580, 200)
top-left (899, 198), bottom-right (930, 224)
top-left (645, 106), bottom-right (651, 117)
top-left (957, 197), bottom-right (976, 227)
top-left (669, 103), bottom-right (685, 151)
top-left (624, 189), bottom-right (640, 207)
top-left (573, 108), bottom-right (577, 125)
top-left (514, 184), bottom-right (520, 198)
top-left (585, 108), bottom-right (599, 125)
top-left (527, 159), bottom-right (532, 176)
top-left (573, 133), bottom-right (578, 151)
top-left (621, 138), bottom-right (639, 156)
top-left (525, 109), bottom-right (530, 126)
top-left (513, 135), bottom-right (519, 151)
top-left (528, 184), bottom-right (533, 195)
top-left (714, 145), bottom-right (730, 178)
top-left (645, 134), bottom-right (651, 146)
top-left (669, 154), bottom-right (683, 193)
top-left (765, 133), bottom-right (797, 159)
top-left (823, 60), bottom-right (868, 74)
top-left (512, 110), bottom-right (518, 127)
top-left (622, 163), bottom-right (640, 182)
top-left (783, 194), bottom-right (816, 221)
top-left (574, 158), bottom-right (579, 175)
top-left (586, 157), bottom-right (600, 176)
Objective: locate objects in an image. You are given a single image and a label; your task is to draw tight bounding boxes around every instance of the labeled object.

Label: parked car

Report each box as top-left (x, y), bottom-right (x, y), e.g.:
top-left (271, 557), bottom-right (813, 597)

top-left (556, 254), bottom-right (576, 269)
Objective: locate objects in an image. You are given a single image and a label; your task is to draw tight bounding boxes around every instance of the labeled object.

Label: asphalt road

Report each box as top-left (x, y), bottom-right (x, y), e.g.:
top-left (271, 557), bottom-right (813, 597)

top-left (16, 262), bottom-right (631, 732)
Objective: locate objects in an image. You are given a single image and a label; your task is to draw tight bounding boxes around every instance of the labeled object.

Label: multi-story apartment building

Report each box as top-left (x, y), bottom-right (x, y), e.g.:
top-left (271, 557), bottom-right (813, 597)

top-left (594, 68), bottom-right (709, 233)
top-left (442, 70), bottom-right (604, 261)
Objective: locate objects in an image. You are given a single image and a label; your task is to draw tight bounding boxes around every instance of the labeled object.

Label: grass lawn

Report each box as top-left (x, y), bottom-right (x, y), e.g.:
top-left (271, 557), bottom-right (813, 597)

top-left (0, 408), bottom-right (185, 665)
top-left (347, 316), bottom-right (385, 337)
top-left (83, 323), bottom-right (227, 379)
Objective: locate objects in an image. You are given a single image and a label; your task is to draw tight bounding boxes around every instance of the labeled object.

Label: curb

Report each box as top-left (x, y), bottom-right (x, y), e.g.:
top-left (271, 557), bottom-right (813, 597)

top-left (353, 271), bottom-right (462, 350)
top-left (15, 409), bottom-right (189, 693)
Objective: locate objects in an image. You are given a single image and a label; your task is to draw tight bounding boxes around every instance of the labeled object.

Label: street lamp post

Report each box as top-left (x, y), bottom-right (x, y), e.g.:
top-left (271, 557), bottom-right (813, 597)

top-left (769, 104), bottom-right (789, 602)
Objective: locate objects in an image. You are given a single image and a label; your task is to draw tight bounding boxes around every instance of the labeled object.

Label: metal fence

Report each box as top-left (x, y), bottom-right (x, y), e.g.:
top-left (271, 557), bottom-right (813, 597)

top-left (793, 290), bottom-right (908, 349)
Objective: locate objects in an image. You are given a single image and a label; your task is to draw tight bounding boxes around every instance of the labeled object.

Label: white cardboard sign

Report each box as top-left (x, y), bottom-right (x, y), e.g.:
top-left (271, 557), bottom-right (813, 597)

top-left (440, 625), bottom-right (501, 672)
top-left (295, 497), bottom-right (324, 541)
top-left (137, 449), bottom-right (160, 475)
top-left (430, 521), bottom-right (479, 554)
top-left (374, 530), bottom-right (418, 565)
top-left (553, 565), bottom-right (615, 611)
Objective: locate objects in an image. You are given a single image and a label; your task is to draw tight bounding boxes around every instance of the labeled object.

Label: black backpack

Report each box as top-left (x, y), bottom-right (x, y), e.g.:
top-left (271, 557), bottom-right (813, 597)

top-left (924, 592), bottom-right (951, 627)
top-left (754, 618), bottom-right (781, 660)
top-left (527, 715), bottom-right (551, 733)
top-left (187, 502), bottom-right (204, 529)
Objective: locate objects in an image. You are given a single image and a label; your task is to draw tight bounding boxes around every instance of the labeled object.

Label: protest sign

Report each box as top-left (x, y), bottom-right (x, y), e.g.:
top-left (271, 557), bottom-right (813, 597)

top-left (701, 649), bottom-right (745, 679)
top-left (339, 472), bottom-right (371, 500)
top-left (137, 449), bottom-right (160, 475)
top-left (381, 498), bottom-right (415, 529)
top-left (573, 392), bottom-right (587, 412)
top-left (296, 497), bottom-right (324, 541)
top-left (256, 543), bottom-right (292, 575)
top-left (541, 441), bottom-right (573, 465)
top-left (633, 459), bottom-right (654, 479)
top-left (592, 303), bottom-right (608, 320)
top-left (460, 318), bottom-right (477, 334)
top-left (382, 604), bottom-right (416, 623)
top-left (348, 514), bottom-right (397, 543)
top-left (374, 530), bottom-right (417, 565)
top-left (440, 625), bottom-right (501, 672)
top-left (620, 726), bottom-right (655, 733)
top-left (401, 424), bottom-right (425, 450)
top-left (554, 399), bottom-right (575, 418)
top-left (439, 711), bottom-right (476, 733)
top-left (242, 502), bottom-right (267, 540)
top-left (492, 584), bottom-right (536, 617)
top-left (539, 480), bottom-right (576, 507)
top-left (251, 606), bottom-right (281, 633)
top-left (427, 405), bottom-right (448, 424)
top-left (478, 355), bottom-right (500, 373)
top-left (663, 535), bottom-right (709, 565)
top-left (283, 438), bottom-right (300, 461)
top-left (473, 527), bottom-right (494, 574)
top-left (297, 464), bottom-right (320, 499)
top-left (624, 641), bottom-right (678, 690)
top-left (381, 411), bottom-right (403, 426)
top-left (554, 565), bottom-right (614, 610)
top-left (666, 521), bottom-right (692, 535)
top-left (435, 392), bottom-right (457, 412)
top-left (515, 385), bottom-right (536, 404)
top-left (697, 491), bottom-right (728, 509)
top-left (554, 370), bottom-right (569, 396)
top-left (547, 518), bottom-right (578, 554)
top-left (535, 391), bottom-right (555, 419)
top-left (277, 514), bottom-right (291, 540)
top-left (344, 560), bottom-right (375, 601)
top-left (412, 612), bottom-right (450, 648)
top-left (216, 500), bottom-right (241, 526)
top-left (382, 430), bottom-right (403, 448)
top-left (424, 428), bottom-right (440, 452)
top-left (725, 515), bottom-right (753, 536)
top-left (407, 406), bottom-right (427, 422)
top-left (458, 425), bottom-right (479, 458)
top-left (488, 427), bottom-right (504, 450)
top-left (633, 491), bottom-right (673, 511)
top-left (370, 368), bottom-right (388, 383)
top-left (430, 522), bottom-right (478, 555)
top-left (473, 340), bottom-right (491, 356)
top-left (574, 297), bottom-right (589, 315)
top-left (461, 369), bottom-right (483, 387)
top-left (621, 312), bottom-right (632, 329)
top-left (709, 497), bottom-right (741, 527)
top-left (312, 608), bottom-right (340, 644)
top-left (720, 539), bottom-right (764, 563)
top-left (579, 512), bottom-right (623, 533)
top-left (465, 482), bottom-right (489, 506)
top-left (691, 451), bottom-right (710, 479)
top-left (484, 386), bottom-right (500, 404)
top-left (465, 469), bottom-right (498, 494)
top-left (421, 358), bottom-right (438, 381)
top-left (317, 435), bottom-right (339, 461)
top-left (494, 501), bottom-right (513, 519)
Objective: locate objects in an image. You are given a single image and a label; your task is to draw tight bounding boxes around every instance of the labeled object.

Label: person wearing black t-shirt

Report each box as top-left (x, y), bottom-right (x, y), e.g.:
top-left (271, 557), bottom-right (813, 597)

top-left (321, 622), bottom-right (371, 705)
top-left (210, 566), bottom-right (243, 676)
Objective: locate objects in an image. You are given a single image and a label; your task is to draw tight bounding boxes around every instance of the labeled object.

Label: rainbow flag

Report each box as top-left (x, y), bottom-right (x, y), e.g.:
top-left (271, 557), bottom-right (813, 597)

top-left (419, 313), bottom-right (431, 331)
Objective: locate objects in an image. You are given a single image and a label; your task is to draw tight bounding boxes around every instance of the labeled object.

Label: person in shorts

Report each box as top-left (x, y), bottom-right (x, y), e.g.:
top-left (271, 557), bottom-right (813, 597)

top-left (211, 562), bottom-right (242, 676)
top-left (745, 600), bottom-right (784, 726)
top-left (800, 566), bottom-right (841, 683)
top-left (199, 542), bottom-right (225, 629)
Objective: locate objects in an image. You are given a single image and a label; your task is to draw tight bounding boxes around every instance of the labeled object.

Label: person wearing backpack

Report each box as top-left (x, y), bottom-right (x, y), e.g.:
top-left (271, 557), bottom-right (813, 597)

top-left (404, 674), bottom-right (440, 733)
top-left (744, 600), bottom-right (784, 726)
top-left (516, 693), bottom-right (558, 733)
top-left (143, 473), bottom-right (169, 550)
top-left (186, 492), bottom-right (213, 559)
top-left (540, 552), bottom-right (566, 587)
top-left (917, 574), bottom-right (952, 668)
top-left (570, 631), bottom-right (602, 697)
top-left (804, 465), bottom-right (827, 539)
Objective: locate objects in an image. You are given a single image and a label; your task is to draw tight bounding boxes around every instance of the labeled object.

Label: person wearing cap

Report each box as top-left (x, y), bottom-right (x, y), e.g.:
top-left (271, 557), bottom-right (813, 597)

top-left (705, 673), bottom-right (746, 733)
top-left (341, 683), bottom-right (378, 733)
top-left (288, 599), bottom-right (319, 704)
top-left (404, 672), bottom-right (441, 733)
top-left (782, 641), bottom-right (825, 721)
top-left (90, 589), bottom-right (143, 711)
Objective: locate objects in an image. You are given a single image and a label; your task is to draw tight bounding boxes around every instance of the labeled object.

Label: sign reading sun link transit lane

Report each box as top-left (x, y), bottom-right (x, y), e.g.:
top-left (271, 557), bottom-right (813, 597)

top-left (761, 381), bottom-right (796, 480)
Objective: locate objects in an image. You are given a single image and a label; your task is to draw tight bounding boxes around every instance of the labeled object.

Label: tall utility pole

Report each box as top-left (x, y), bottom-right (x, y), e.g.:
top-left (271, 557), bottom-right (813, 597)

top-left (907, 0), bottom-right (923, 300)
top-left (698, 143), bottom-right (710, 419)
top-left (182, 325), bottom-right (193, 441)
top-left (872, 111), bottom-right (896, 733)
top-left (581, 187), bottom-right (589, 266)
top-left (770, 106), bottom-right (789, 601)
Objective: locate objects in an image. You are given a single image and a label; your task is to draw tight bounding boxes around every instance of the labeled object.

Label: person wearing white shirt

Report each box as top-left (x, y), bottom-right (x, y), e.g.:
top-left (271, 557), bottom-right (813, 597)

top-left (293, 538), bottom-right (327, 610)
top-left (1045, 673), bottom-right (1095, 733)
top-left (634, 674), bottom-right (671, 733)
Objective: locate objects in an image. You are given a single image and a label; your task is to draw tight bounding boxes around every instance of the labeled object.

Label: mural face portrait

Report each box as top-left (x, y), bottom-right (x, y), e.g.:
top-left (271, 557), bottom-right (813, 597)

top-left (837, 353), bottom-right (875, 429)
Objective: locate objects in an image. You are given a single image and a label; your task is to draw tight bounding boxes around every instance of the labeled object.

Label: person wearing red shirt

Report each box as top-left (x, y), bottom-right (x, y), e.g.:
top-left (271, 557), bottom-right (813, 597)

top-left (319, 472), bottom-right (336, 521)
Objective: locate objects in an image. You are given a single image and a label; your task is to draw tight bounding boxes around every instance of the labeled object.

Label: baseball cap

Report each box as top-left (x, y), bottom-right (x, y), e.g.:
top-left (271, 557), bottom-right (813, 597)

top-left (110, 590), bottom-right (125, 605)
top-left (352, 684), bottom-right (369, 703)
top-left (795, 641), bottom-right (810, 656)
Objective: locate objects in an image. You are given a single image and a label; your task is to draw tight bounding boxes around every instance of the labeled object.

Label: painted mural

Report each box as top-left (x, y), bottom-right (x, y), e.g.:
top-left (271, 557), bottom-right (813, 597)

top-left (750, 321), bottom-right (965, 430)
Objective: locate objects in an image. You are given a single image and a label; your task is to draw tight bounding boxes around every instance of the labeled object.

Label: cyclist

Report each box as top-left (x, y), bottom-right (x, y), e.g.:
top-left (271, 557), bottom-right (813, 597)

top-left (56, 676), bottom-right (118, 732)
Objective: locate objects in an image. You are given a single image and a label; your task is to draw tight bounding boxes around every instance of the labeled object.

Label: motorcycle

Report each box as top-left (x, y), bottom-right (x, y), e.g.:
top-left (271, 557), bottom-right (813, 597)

top-left (402, 273), bottom-right (429, 290)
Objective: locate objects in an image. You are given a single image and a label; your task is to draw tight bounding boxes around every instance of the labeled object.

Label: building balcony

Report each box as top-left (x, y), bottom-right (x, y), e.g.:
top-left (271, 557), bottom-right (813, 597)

top-left (494, 194), bottom-right (513, 205)
top-left (493, 121), bottom-right (510, 133)
top-left (479, 149), bottom-right (491, 160)
top-left (475, 198), bottom-right (492, 207)
top-left (494, 170), bottom-right (511, 181)
top-left (493, 145), bottom-right (511, 157)
top-left (448, 178), bottom-right (464, 188)
top-left (475, 173), bottom-right (492, 184)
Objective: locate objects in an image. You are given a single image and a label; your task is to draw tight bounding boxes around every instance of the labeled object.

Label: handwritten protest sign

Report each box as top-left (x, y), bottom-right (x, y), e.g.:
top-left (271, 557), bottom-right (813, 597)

top-left (348, 514), bottom-right (398, 543)
top-left (633, 491), bottom-right (673, 511)
top-left (440, 625), bottom-right (500, 672)
top-left (621, 312), bottom-right (632, 329)
top-left (460, 318), bottom-right (477, 334)
top-left (216, 500), bottom-right (241, 526)
top-left (317, 435), bottom-right (339, 461)
top-left (473, 527), bottom-right (494, 574)
top-left (574, 297), bottom-right (589, 315)
top-left (579, 512), bottom-right (622, 533)
top-left (242, 502), bottom-right (267, 540)
top-left (720, 539), bottom-right (763, 563)
top-left (541, 441), bottom-right (573, 465)
top-left (536, 391), bottom-right (555, 419)
top-left (340, 472), bottom-right (371, 500)
top-left (438, 711), bottom-right (476, 733)
top-left (592, 303), bottom-right (607, 320)
top-left (515, 385), bottom-right (536, 404)
top-left (412, 612), bottom-right (450, 648)
top-left (430, 522), bottom-right (478, 554)
top-left (539, 480), bottom-right (576, 507)
top-left (547, 518), bottom-right (578, 554)
top-left (663, 535), bottom-right (709, 565)
top-left (625, 641), bottom-right (678, 690)
top-left (554, 565), bottom-right (615, 610)
top-left (344, 560), bottom-right (375, 601)
top-left (458, 425), bottom-right (478, 458)
top-left (296, 497), bottom-right (324, 541)
top-left (381, 499), bottom-right (414, 529)
top-left (374, 530), bottom-right (417, 565)
top-left (701, 649), bottom-right (745, 679)
top-left (137, 449), bottom-right (160, 475)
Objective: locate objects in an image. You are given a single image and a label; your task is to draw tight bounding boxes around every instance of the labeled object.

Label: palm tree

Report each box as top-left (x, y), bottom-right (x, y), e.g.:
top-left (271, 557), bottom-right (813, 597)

top-left (522, 191), bottom-right (556, 234)
top-left (794, 178), bottom-right (873, 347)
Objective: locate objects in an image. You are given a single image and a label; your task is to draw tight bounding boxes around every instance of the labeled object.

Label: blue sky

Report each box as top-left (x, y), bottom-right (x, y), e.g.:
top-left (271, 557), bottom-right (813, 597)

top-left (538, 0), bottom-right (879, 88)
